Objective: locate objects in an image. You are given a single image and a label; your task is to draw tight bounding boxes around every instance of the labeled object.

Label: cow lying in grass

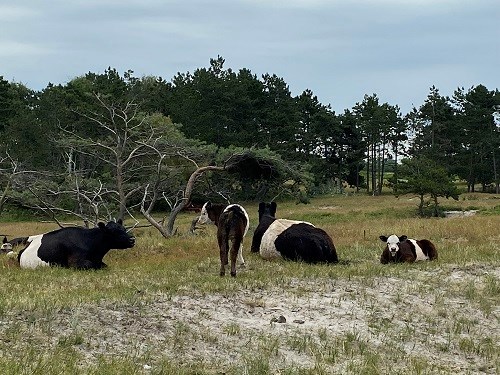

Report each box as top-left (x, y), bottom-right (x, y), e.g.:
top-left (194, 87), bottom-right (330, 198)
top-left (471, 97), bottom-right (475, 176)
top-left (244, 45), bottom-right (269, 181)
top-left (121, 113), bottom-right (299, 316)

top-left (196, 202), bottom-right (249, 277)
top-left (251, 202), bottom-right (338, 263)
top-left (17, 219), bottom-right (135, 269)
top-left (379, 234), bottom-right (438, 264)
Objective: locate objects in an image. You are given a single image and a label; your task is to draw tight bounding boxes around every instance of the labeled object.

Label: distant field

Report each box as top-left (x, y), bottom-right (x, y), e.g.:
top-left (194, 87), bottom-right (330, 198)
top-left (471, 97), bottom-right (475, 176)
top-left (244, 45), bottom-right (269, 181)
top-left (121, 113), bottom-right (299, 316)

top-left (0, 193), bottom-right (499, 374)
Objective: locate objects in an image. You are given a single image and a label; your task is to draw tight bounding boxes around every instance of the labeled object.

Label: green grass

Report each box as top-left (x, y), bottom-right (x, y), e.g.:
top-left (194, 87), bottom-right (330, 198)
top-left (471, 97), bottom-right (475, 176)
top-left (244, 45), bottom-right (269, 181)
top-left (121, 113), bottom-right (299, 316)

top-left (0, 192), bottom-right (499, 374)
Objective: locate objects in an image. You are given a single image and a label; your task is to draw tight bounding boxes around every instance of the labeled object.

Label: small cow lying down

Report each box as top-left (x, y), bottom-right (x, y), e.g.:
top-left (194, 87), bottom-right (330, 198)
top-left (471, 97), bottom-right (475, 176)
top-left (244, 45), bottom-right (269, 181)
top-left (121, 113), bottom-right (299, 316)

top-left (251, 202), bottom-right (338, 263)
top-left (17, 219), bottom-right (135, 269)
top-left (379, 234), bottom-right (438, 264)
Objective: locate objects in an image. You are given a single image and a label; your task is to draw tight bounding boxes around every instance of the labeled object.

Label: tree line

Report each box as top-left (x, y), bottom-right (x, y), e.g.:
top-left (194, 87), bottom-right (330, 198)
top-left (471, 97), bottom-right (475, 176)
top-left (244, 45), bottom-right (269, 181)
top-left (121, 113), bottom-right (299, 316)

top-left (1, 56), bottom-right (499, 228)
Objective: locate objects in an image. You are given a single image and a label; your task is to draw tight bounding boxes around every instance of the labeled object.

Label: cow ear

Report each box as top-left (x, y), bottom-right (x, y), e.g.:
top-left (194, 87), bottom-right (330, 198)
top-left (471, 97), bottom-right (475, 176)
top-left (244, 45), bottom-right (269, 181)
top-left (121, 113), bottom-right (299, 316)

top-left (98, 222), bottom-right (106, 230)
top-left (206, 201), bottom-right (212, 208)
top-left (117, 218), bottom-right (123, 226)
top-left (399, 235), bottom-right (408, 242)
top-left (259, 202), bottom-right (265, 210)
top-left (270, 202), bottom-right (277, 215)
top-left (379, 235), bottom-right (388, 242)
top-left (2, 236), bottom-right (6, 244)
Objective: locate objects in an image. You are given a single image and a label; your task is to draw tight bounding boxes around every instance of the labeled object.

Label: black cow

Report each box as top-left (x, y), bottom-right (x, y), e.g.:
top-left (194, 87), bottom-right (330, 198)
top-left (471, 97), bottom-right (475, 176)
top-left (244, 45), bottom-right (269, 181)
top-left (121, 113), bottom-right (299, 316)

top-left (379, 234), bottom-right (438, 264)
top-left (251, 202), bottom-right (338, 263)
top-left (18, 219), bottom-right (135, 269)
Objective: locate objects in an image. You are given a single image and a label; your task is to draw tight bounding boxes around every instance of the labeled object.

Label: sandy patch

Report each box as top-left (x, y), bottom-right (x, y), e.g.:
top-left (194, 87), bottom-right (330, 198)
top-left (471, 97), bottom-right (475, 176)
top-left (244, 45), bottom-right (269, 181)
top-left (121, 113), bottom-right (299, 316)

top-left (1, 265), bottom-right (499, 373)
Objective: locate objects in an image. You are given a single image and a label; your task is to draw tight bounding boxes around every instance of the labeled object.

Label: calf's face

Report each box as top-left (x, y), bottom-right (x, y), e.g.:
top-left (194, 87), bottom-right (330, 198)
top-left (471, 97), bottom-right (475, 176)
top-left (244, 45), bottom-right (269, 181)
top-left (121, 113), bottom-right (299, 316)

top-left (379, 234), bottom-right (407, 257)
top-left (197, 202), bottom-right (213, 225)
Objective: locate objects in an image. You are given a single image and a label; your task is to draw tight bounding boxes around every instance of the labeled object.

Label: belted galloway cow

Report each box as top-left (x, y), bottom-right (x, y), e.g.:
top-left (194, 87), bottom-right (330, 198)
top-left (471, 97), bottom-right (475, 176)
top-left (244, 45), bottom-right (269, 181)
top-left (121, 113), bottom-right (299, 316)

top-left (251, 202), bottom-right (338, 263)
top-left (18, 219), bottom-right (135, 269)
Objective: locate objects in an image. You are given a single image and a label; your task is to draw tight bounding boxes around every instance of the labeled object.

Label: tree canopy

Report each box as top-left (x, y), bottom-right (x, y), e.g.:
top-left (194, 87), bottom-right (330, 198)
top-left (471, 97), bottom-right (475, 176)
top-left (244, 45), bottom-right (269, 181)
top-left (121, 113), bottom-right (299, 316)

top-left (1, 59), bottom-right (499, 227)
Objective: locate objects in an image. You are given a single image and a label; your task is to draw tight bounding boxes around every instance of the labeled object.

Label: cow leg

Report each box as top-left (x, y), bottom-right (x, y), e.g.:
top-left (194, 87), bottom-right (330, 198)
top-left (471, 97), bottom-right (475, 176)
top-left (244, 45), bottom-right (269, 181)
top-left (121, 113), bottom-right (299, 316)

top-left (73, 259), bottom-right (96, 270)
top-left (237, 244), bottom-right (245, 268)
top-left (230, 239), bottom-right (241, 277)
top-left (218, 234), bottom-right (228, 277)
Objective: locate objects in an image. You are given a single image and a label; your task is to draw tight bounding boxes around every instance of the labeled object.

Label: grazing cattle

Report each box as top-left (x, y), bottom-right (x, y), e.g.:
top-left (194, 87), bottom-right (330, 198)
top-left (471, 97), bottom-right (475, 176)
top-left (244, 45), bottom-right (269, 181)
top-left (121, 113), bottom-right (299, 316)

top-left (251, 202), bottom-right (338, 263)
top-left (379, 234), bottom-right (438, 264)
top-left (17, 219), bottom-right (135, 269)
top-left (197, 201), bottom-right (249, 277)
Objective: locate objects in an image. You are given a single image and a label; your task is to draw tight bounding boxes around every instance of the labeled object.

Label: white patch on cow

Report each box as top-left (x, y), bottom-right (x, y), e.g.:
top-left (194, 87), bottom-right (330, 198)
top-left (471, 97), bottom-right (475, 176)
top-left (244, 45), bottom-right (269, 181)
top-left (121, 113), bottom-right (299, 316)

top-left (224, 204), bottom-right (250, 237)
top-left (224, 204), bottom-right (249, 266)
top-left (196, 202), bottom-right (212, 225)
top-left (19, 234), bottom-right (50, 269)
top-left (259, 219), bottom-right (313, 260)
top-left (408, 239), bottom-right (429, 261)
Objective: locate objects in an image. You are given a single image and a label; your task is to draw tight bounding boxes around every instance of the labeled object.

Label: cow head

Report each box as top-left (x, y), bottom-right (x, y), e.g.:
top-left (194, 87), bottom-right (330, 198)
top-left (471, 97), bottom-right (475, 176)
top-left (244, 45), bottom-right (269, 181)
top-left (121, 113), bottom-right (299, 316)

top-left (197, 201), bottom-right (214, 225)
top-left (379, 234), bottom-right (408, 257)
top-left (258, 202), bottom-right (277, 221)
top-left (1, 236), bottom-right (12, 252)
top-left (98, 219), bottom-right (135, 249)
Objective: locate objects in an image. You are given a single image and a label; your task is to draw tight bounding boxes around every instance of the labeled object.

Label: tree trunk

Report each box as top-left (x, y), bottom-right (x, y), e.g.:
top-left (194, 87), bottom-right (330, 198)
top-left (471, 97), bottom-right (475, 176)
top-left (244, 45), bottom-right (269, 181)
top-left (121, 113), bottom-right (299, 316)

top-left (366, 146), bottom-right (370, 194)
top-left (141, 165), bottom-right (225, 237)
top-left (0, 179), bottom-right (11, 214)
top-left (432, 195), bottom-right (439, 217)
top-left (371, 143), bottom-right (376, 195)
top-left (393, 143), bottom-right (398, 194)
top-left (379, 137), bottom-right (387, 195)
top-left (418, 194), bottom-right (424, 216)
top-left (492, 144), bottom-right (499, 194)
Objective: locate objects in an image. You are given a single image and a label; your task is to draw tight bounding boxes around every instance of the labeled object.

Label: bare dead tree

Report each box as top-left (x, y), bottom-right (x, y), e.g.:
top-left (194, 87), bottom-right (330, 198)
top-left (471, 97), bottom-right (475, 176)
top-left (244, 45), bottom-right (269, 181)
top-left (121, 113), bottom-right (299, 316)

top-left (58, 94), bottom-right (170, 220)
top-left (140, 150), bottom-right (225, 237)
top-left (0, 152), bottom-right (40, 215)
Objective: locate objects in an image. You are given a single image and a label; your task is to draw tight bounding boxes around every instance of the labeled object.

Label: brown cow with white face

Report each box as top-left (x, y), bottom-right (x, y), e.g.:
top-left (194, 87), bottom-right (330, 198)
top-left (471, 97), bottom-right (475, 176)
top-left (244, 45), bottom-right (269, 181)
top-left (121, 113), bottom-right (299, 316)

top-left (379, 234), bottom-right (438, 264)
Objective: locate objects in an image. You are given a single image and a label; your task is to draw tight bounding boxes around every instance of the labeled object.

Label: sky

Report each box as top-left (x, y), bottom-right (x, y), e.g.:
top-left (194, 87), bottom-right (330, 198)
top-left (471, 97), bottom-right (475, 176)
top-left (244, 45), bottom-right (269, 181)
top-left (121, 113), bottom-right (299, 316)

top-left (1, 0), bottom-right (499, 115)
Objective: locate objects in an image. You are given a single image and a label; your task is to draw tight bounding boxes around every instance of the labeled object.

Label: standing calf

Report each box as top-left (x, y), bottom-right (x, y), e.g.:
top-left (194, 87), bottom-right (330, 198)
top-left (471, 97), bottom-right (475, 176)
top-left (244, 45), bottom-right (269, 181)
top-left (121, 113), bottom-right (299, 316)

top-left (197, 202), bottom-right (249, 277)
top-left (379, 234), bottom-right (438, 264)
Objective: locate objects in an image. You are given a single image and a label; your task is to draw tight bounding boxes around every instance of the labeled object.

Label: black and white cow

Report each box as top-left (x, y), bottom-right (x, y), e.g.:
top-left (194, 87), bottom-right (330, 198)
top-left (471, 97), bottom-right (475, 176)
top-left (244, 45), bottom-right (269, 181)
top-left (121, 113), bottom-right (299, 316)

top-left (17, 219), bottom-right (135, 269)
top-left (379, 234), bottom-right (438, 264)
top-left (197, 202), bottom-right (249, 277)
top-left (251, 202), bottom-right (338, 263)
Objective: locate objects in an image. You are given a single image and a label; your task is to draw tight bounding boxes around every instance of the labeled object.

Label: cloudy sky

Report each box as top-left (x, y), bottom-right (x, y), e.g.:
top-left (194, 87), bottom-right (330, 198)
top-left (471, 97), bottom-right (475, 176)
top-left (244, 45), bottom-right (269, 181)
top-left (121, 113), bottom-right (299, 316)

top-left (1, 0), bottom-right (498, 114)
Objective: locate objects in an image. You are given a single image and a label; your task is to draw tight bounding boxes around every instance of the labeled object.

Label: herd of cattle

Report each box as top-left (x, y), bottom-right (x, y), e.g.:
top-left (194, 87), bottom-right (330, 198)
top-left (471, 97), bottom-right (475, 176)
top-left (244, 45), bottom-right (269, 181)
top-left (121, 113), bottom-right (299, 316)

top-left (1, 202), bottom-right (437, 274)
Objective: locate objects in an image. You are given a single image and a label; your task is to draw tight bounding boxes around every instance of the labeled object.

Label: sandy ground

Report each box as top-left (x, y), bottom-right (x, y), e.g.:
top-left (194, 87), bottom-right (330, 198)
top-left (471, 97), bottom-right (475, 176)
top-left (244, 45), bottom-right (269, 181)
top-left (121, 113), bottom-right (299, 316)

top-left (2, 264), bottom-right (498, 374)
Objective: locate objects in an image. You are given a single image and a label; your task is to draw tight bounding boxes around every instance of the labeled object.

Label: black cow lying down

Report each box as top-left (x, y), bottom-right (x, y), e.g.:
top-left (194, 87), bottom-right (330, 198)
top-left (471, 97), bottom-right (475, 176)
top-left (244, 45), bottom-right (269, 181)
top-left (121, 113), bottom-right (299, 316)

top-left (251, 202), bottom-right (338, 263)
top-left (18, 219), bottom-right (135, 269)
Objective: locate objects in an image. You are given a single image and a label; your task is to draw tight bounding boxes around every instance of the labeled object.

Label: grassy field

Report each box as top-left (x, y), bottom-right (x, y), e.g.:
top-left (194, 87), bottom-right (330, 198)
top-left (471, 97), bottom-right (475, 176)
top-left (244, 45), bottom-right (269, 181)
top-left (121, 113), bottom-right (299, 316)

top-left (0, 193), bottom-right (499, 374)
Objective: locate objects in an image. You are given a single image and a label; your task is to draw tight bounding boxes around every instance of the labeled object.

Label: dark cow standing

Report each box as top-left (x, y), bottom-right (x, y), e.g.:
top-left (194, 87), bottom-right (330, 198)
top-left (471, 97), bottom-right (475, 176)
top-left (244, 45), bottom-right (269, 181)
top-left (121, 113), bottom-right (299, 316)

top-left (251, 202), bottom-right (338, 263)
top-left (197, 202), bottom-right (249, 277)
top-left (379, 234), bottom-right (438, 264)
top-left (18, 219), bottom-right (135, 269)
